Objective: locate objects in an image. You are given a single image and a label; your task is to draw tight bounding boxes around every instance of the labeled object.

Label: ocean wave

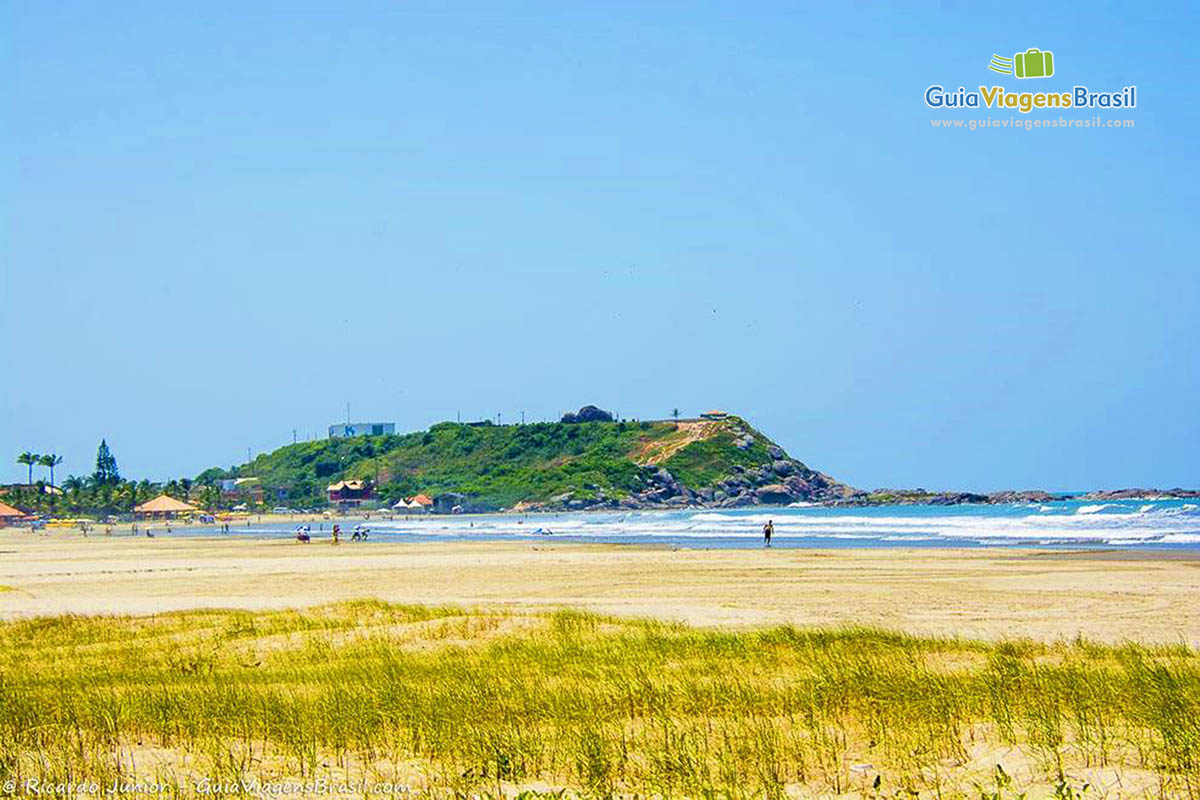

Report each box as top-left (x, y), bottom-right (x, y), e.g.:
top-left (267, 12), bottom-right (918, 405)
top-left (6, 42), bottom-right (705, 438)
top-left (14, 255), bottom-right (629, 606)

top-left (1157, 533), bottom-right (1200, 544)
top-left (169, 501), bottom-right (1200, 549)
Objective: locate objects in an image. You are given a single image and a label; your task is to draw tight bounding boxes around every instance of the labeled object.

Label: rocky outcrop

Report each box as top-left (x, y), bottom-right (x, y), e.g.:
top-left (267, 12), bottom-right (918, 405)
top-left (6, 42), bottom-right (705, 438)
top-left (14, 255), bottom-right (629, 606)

top-left (985, 490), bottom-right (1065, 504)
top-left (561, 405), bottom-right (614, 423)
top-left (1077, 488), bottom-right (1200, 501)
top-left (529, 449), bottom-right (856, 512)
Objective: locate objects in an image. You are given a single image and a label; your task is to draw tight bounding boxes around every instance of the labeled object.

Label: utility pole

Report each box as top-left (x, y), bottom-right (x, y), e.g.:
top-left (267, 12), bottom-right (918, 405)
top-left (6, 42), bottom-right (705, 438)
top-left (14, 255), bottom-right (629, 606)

top-left (293, 429), bottom-right (297, 445)
top-left (521, 410), bottom-right (525, 425)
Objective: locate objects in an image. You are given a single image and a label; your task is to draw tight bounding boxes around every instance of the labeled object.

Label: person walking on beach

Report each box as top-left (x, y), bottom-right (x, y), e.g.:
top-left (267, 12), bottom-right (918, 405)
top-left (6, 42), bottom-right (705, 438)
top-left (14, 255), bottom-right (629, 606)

top-left (331, 524), bottom-right (340, 545)
top-left (763, 519), bottom-right (774, 548)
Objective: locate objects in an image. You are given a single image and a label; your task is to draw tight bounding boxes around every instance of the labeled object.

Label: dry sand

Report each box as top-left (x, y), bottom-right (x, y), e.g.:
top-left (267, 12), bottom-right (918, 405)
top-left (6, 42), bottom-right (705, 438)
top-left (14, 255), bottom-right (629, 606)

top-left (1, 530), bottom-right (1198, 644)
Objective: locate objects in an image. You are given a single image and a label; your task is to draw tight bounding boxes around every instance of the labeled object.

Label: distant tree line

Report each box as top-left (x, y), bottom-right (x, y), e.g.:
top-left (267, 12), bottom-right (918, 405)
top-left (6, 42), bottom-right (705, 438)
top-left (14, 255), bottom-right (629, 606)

top-left (7, 441), bottom-right (220, 517)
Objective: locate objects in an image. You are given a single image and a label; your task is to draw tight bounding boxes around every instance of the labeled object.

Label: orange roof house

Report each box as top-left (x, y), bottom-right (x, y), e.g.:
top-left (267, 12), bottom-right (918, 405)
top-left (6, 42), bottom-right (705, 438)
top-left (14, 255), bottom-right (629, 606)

top-left (409, 494), bottom-right (434, 507)
top-left (0, 500), bottom-right (25, 527)
top-left (133, 495), bottom-right (199, 518)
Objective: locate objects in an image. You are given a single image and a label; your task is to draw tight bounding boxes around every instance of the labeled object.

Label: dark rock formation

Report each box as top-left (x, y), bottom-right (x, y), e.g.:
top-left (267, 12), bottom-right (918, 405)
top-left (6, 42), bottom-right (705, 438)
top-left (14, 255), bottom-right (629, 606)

top-left (755, 484), bottom-right (794, 504)
top-left (561, 405), bottom-right (614, 423)
top-left (1078, 488), bottom-right (1200, 500)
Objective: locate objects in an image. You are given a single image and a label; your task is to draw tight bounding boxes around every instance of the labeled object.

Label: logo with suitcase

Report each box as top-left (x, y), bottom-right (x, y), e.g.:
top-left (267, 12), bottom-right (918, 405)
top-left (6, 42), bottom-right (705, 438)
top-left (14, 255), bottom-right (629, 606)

top-left (989, 48), bottom-right (1055, 79)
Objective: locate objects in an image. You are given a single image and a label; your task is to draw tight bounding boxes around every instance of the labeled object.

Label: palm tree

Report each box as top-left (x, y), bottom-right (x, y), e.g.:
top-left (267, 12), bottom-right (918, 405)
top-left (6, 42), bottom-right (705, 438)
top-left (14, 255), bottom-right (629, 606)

top-left (39, 454), bottom-right (63, 488)
top-left (96, 482), bottom-right (114, 514)
top-left (17, 452), bottom-right (40, 486)
top-left (62, 475), bottom-right (88, 513)
top-left (120, 481), bottom-right (140, 513)
top-left (672, 408), bottom-right (680, 422)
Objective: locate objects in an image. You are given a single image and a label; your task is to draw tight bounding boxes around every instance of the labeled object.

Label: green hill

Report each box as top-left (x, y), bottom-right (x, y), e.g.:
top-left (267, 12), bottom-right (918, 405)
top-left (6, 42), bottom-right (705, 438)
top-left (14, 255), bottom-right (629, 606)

top-left (210, 413), bottom-right (853, 511)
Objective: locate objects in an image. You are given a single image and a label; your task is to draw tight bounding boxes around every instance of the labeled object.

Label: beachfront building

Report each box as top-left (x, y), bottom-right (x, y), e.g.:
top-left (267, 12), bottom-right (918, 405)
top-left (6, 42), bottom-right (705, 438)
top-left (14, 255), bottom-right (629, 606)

top-left (0, 483), bottom-right (64, 497)
top-left (0, 500), bottom-right (26, 528)
top-left (327, 480), bottom-right (372, 507)
top-left (220, 477), bottom-right (265, 505)
top-left (328, 422), bottom-right (395, 438)
top-left (392, 494), bottom-right (433, 514)
top-left (134, 495), bottom-right (199, 520)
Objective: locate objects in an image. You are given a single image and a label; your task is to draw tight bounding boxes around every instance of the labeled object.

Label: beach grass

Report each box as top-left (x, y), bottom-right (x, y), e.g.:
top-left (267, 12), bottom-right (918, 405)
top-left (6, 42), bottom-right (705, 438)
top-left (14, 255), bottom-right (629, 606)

top-left (1, 602), bottom-right (1198, 798)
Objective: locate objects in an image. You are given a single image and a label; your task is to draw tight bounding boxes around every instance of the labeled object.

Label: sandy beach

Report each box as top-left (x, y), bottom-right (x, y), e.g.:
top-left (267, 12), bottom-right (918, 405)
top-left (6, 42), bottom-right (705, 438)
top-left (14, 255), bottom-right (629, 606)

top-left (2, 530), bottom-right (1198, 644)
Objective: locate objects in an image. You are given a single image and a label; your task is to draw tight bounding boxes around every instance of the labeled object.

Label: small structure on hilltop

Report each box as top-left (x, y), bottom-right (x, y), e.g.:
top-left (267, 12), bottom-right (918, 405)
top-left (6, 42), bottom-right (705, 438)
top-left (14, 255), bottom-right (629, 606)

top-left (700, 409), bottom-right (729, 420)
top-left (134, 495), bottom-right (199, 520)
top-left (0, 500), bottom-right (26, 528)
top-left (328, 422), bottom-right (395, 438)
top-left (327, 480), bottom-right (373, 508)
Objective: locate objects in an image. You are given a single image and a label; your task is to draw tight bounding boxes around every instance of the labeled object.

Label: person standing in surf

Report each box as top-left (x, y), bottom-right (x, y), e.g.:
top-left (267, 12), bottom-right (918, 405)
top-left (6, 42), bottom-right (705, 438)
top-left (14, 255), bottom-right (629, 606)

top-left (763, 519), bottom-right (774, 548)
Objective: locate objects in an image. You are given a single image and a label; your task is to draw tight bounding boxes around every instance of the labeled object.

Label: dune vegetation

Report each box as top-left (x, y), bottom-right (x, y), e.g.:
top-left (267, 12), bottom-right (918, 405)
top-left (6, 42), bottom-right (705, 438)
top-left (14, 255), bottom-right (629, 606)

top-left (1, 602), bottom-right (1198, 798)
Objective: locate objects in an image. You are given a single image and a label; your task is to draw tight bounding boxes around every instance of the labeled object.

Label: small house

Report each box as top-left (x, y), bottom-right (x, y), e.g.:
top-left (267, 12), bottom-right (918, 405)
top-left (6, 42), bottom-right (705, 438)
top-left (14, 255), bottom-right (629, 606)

top-left (327, 480), bottom-right (372, 507)
top-left (0, 500), bottom-right (25, 528)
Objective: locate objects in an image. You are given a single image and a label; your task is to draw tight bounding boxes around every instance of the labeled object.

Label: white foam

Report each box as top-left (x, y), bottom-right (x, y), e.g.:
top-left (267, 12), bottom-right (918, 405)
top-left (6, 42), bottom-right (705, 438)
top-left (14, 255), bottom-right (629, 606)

top-left (180, 499), bottom-right (1200, 549)
top-left (1157, 533), bottom-right (1200, 544)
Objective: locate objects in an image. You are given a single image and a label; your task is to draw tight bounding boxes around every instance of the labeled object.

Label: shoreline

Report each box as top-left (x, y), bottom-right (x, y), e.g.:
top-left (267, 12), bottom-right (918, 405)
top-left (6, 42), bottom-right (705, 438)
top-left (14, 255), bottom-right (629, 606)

top-left (7, 488), bottom-right (1197, 528)
top-left (2, 531), bottom-right (1198, 645)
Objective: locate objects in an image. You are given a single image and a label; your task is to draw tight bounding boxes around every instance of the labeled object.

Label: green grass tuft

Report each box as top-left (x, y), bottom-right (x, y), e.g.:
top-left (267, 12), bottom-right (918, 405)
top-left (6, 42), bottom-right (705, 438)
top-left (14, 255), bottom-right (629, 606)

top-left (1, 603), bottom-right (1197, 796)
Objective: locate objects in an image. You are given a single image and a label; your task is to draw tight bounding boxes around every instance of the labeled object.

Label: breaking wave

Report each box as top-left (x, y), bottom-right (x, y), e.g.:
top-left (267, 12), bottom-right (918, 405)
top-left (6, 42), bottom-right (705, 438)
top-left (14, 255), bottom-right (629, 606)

top-left (172, 498), bottom-right (1200, 550)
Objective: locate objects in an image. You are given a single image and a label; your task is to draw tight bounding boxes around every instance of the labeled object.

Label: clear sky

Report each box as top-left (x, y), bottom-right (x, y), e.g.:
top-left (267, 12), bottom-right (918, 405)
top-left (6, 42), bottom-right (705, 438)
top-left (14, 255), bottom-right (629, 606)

top-left (2, 1), bottom-right (1197, 491)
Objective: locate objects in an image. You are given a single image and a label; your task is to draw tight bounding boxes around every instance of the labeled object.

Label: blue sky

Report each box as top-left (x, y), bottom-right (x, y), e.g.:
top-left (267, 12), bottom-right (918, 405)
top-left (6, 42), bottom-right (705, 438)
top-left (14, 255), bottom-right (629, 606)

top-left (2, 1), bottom-right (1197, 491)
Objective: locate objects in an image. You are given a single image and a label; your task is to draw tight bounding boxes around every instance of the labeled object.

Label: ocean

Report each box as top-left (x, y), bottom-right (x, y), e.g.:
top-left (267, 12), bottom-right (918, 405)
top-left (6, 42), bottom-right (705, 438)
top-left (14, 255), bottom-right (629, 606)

top-left (169, 498), bottom-right (1200, 549)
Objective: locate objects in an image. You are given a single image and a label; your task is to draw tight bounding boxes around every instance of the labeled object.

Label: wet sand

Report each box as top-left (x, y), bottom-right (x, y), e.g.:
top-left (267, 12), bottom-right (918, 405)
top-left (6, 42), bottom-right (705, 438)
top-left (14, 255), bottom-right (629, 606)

top-left (1, 530), bottom-right (1198, 644)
